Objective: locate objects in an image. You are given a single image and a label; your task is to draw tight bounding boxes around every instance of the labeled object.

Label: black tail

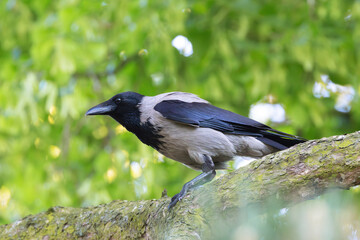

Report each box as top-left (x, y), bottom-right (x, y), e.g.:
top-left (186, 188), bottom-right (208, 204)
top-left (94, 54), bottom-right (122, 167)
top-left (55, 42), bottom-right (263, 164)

top-left (256, 129), bottom-right (307, 150)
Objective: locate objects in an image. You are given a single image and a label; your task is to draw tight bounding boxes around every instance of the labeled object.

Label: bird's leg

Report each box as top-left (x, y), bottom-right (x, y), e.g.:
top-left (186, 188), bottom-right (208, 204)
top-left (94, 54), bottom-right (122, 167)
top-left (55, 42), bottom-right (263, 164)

top-left (168, 155), bottom-right (216, 209)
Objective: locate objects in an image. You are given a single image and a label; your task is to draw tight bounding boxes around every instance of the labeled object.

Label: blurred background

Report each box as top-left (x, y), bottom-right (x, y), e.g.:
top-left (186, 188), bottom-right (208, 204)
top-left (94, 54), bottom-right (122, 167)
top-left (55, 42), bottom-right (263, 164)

top-left (1, 0), bottom-right (360, 238)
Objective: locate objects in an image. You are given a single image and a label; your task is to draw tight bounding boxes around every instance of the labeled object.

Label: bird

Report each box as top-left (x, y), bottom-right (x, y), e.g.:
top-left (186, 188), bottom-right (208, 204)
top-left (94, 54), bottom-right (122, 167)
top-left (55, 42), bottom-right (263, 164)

top-left (86, 91), bottom-right (306, 209)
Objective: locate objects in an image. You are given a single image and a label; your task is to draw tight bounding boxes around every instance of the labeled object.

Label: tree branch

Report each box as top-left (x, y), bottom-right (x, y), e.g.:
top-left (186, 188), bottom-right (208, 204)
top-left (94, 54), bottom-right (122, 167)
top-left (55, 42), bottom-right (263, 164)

top-left (1, 131), bottom-right (360, 239)
top-left (72, 54), bottom-right (140, 79)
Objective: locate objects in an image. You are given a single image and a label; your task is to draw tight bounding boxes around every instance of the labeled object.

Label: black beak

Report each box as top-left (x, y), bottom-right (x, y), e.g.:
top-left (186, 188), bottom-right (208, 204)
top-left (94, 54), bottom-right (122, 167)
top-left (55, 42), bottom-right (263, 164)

top-left (86, 99), bottom-right (116, 116)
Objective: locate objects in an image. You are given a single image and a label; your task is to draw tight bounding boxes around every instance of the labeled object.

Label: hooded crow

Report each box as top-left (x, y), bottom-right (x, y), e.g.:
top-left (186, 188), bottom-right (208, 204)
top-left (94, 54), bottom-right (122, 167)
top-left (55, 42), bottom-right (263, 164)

top-left (86, 91), bottom-right (306, 209)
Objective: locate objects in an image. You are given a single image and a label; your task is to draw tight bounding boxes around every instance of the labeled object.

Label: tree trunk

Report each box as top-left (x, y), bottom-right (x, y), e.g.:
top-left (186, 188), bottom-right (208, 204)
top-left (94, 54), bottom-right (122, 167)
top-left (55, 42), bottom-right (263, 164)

top-left (1, 131), bottom-right (360, 239)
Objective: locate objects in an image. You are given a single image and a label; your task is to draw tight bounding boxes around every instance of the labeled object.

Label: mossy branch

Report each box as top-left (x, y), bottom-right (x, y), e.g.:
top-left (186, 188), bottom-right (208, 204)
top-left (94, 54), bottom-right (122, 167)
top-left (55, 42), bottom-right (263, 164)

top-left (1, 131), bottom-right (360, 239)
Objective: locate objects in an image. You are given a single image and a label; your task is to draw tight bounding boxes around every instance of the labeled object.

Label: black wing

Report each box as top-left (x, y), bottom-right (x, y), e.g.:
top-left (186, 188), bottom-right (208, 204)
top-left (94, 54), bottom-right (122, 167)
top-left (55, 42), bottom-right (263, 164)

top-left (154, 100), bottom-right (306, 150)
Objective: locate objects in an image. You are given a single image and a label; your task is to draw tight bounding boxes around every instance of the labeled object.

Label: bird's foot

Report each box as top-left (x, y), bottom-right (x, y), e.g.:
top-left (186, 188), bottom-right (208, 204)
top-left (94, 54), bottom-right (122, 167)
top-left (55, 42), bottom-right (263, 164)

top-left (168, 189), bottom-right (186, 210)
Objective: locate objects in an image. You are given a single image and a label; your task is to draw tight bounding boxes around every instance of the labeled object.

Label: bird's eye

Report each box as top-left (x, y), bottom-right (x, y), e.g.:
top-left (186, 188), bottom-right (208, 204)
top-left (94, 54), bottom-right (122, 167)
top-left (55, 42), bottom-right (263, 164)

top-left (114, 98), bottom-right (122, 105)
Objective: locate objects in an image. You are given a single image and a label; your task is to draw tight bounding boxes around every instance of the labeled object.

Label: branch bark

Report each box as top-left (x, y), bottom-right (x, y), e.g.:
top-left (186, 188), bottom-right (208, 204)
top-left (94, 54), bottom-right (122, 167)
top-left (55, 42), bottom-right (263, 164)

top-left (1, 131), bottom-right (360, 239)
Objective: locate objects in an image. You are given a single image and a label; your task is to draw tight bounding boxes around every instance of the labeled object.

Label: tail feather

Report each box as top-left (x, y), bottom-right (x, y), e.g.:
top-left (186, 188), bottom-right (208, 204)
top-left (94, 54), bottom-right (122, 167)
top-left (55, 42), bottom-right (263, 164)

top-left (257, 129), bottom-right (307, 150)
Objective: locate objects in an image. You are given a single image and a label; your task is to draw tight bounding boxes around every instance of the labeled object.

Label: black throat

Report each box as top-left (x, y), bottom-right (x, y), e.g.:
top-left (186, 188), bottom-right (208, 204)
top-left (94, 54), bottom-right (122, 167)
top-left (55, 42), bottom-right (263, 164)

top-left (110, 109), bottom-right (163, 150)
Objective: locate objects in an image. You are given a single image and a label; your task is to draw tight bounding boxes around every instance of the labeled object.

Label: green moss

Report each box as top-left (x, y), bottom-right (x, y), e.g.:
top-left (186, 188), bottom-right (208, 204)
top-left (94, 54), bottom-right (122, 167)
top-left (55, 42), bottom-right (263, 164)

top-left (47, 213), bottom-right (54, 222)
top-left (256, 174), bottom-right (264, 182)
top-left (338, 139), bottom-right (355, 148)
top-left (279, 160), bottom-right (290, 169)
top-left (65, 225), bottom-right (75, 234)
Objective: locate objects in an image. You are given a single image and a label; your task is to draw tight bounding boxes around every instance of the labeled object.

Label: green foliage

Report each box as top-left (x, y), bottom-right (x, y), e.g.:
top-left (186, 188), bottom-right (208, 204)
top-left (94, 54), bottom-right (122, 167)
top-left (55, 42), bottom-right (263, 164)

top-left (0, 0), bottom-right (359, 236)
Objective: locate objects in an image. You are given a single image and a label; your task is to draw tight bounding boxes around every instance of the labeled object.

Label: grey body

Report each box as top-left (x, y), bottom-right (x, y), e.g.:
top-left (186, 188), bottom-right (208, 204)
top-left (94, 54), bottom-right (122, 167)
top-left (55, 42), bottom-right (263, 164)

top-left (139, 92), bottom-right (275, 170)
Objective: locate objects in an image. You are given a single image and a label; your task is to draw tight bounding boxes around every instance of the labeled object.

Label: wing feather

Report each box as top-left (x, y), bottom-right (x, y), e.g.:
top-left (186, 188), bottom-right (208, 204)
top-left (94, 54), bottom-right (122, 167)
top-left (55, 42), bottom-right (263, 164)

top-left (154, 100), bottom-right (306, 150)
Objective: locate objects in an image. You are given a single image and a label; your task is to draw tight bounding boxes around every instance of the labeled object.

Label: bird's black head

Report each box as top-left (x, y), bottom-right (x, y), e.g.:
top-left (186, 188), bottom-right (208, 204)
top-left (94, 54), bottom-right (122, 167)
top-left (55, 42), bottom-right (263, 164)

top-left (86, 91), bottom-right (144, 127)
top-left (86, 91), bottom-right (163, 149)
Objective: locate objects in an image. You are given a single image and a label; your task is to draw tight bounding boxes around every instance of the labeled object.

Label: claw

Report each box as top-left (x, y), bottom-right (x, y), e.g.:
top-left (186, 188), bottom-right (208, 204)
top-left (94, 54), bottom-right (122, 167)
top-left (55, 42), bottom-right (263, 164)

top-left (168, 199), bottom-right (178, 210)
top-left (168, 192), bottom-right (183, 210)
